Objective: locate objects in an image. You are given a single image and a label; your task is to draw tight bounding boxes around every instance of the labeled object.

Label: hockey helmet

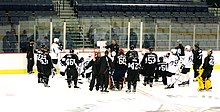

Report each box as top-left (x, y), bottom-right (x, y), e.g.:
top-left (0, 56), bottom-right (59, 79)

top-left (53, 38), bottom-right (59, 43)
top-left (111, 51), bottom-right (116, 57)
top-left (130, 45), bottom-right (135, 50)
top-left (170, 49), bottom-right (177, 55)
top-left (41, 44), bottom-right (46, 48)
top-left (43, 47), bottom-right (49, 53)
top-left (149, 47), bottom-right (154, 52)
top-left (185, 45), bottom-right (191, 51)
top-left (70, 49), bottom-right (74, 53)
top-left (118, 48), bottom-right (124, 55)
top-left (159, 57), bottom-right (163, 62)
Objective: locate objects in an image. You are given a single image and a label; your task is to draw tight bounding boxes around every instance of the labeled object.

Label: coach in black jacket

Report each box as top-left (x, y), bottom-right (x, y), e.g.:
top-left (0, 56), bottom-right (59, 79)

top-left (98, 50), bottom-right (114, 92)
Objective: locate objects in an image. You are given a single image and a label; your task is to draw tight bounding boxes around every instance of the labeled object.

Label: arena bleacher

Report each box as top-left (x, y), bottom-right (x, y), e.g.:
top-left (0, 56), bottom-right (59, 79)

top-left (0, 0), bottom-right (219, 52)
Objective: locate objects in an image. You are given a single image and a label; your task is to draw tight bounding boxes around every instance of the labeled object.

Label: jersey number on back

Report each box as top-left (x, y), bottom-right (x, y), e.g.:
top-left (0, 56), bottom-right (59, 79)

top-left (66, 59), bottom-right (75, 66)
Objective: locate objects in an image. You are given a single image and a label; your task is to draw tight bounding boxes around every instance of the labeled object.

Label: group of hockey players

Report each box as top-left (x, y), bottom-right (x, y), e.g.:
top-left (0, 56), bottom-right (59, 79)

top-left (32, 38), bottom-right (214, 92)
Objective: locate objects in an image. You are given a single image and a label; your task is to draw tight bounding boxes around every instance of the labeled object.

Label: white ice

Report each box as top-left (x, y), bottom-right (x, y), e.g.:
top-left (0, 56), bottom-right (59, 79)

top-left (0, 70), bottom-right (220, 112)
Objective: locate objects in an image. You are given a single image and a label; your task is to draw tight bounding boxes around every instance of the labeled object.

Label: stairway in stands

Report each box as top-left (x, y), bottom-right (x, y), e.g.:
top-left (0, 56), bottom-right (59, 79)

top-left (52, 0), bottom-right (93, 49)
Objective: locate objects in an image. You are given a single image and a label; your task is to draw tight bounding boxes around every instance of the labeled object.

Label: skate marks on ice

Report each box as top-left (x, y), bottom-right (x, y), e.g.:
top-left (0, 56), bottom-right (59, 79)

top-left (137, 84), bottom-right (220, 112)
top-left (66, 104), bottom-right (97, 112)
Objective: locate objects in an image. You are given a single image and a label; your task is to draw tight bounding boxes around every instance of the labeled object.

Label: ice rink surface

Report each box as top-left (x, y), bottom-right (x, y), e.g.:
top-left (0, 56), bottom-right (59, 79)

top-left (0, 71), bottom-right (220, 112)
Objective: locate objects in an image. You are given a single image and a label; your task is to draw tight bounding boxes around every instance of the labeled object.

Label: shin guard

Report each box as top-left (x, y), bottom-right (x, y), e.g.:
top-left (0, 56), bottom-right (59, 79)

top-left (205, 78), bottom-right (212, 90)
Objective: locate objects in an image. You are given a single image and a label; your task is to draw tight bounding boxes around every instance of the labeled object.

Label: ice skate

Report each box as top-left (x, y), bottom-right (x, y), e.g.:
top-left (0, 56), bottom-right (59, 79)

top-left (165, 84), bottom-right (174, 89)
top-left (126, 89), bottom-right (131, 92)
top-left (178, 82), bottom-right (185, 86)
top-left (132, 89), bottom-right (136, 92)
top-left (74, 85), bottom-right (80, 88)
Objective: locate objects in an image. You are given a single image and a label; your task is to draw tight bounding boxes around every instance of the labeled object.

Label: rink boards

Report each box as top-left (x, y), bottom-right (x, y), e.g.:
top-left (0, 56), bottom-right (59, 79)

top-left (0, 50), bottom-right (220, 74)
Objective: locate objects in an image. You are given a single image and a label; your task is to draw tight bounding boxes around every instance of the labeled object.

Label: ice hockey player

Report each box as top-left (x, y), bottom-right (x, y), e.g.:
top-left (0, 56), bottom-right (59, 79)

top-left (196, 49), bottom-right (214, 91)
top-left (175, 40), bottom-right (185, 59)
top-left (41, 47), bottom-right (56, 87)
top-left (105, 39), bottom-right (119, 57)
top-left (126, 45), bottom-right (138, 61)
top-left (155, 57), bottom-right (168, 85)
top-left (112, 48), bottom-right (127, 90)
top-left (178, 45), bottom-right (193, 86)
top-left (99, 50), bottom-right (114, 92)
top-left (165, 49), bottom-right (180, 89)
top-left (192, 43), bottom-right (203, 81)
top-left (126, 54), bottom-right (140, 92)
top-left (35, 45), bottom-right (46, 83)
top-left (141, 47), bottom-right (158, 87)
top-left (60, 49), bottom-right (84, 88)
top-left (26, 39), bottom-right (35, 74)
top-left (50, 38), bottom-right (61, 76)
top-left (81, 54), bottom-right (93, 81)
top-left (84, 52), bottom-right (101, 91)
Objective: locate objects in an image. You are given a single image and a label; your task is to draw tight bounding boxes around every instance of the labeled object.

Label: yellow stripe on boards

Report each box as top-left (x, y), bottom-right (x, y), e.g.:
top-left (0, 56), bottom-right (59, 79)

top-left (0, 66), bottom-right (219, 74)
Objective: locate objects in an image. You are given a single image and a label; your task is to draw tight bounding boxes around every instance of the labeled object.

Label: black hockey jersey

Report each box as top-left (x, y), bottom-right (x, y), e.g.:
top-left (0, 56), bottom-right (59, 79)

top-left (85, 57), bottom-right (101, 75)
top-left (202, 55), bottom-right (214, 70)
top-left (156, 62), bottom-right (168, 72)
top-left (114, 54), bottom-right (127, 70)
top-left (192, 48), bottom-right (202, 65)
top-left (36, 50), bottom-right (44, 62)
top-left (141, 52), bottom-right (158, 70)
top-left (127, 58), bottom-right (139, 71)
top-left (41, 54), bottom-right (53, 70)
top-left (105, 44), bottom-right (119, 55)
top-left (125, 50), bottom-right (138, 61)
top-left (60, 54), bottom-right (82, 68)
top-left (175, 44), bottom-right (185, 56)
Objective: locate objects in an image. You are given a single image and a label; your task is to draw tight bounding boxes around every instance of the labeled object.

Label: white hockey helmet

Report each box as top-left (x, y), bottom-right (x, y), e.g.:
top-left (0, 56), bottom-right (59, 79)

top-left (170, 49), bottom-right (177, 55)
top-left (53, 38), bottom-right (59, 43)
top-left (185, 45), bottom-right (191, 51)
top-left (111, 51), bottom-right (116, 57)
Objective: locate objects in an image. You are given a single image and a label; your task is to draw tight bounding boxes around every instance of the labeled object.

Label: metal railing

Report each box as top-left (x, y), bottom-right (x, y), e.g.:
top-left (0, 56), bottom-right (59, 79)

top-left (0, 18), bottom-right (219, 53)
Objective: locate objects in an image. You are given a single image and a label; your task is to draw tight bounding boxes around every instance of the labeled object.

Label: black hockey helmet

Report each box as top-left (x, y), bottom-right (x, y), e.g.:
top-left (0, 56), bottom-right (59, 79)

top-left (43, 47), bottom-right (49, 53)
top-left (70, 49), bottom-right (74, 53)
top-left (130, 45), bottom-right (135, 50)
top-left (41, 44), bottom-right (46, 48)
top-left (149, 47), bottom-right (154, 52)
top-left (159, 57), bottom-right (163, 62)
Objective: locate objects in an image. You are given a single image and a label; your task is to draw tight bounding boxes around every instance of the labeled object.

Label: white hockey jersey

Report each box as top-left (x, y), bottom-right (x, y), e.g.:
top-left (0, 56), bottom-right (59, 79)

top-left (167, 54), bottom-right (179, 74)
top-left (50, 43), bottom-right (61, 59)
top-left (182, 51), bottom-right (193, 68)
top-left (82, 56), bottom-right (93, 74)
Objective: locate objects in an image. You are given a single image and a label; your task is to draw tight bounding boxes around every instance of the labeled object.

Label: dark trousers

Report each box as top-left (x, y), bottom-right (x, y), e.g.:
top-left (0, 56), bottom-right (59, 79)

top-left (100, 74), bottom-right (109, 90)
top-left (37, 61), bottom-right (43, 78)
top-left (193, 64), bottom-right (201, 78)
top-left (27, 58), bottom-right (34, 73)
top-left (143, 70), bottom-right (155, 84)
top-left (42, 68), bottom-right (52, 85)
top-left (89, 73), bottom-right (100, 91)
top-left (201, 69), bottom-right (212, 80)
top-left (127, 70), bottom-right (139, 90)
top-left (156, 71), bottom-right (167, 85)
top-left (66, 67), bottom-right (78, 86)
